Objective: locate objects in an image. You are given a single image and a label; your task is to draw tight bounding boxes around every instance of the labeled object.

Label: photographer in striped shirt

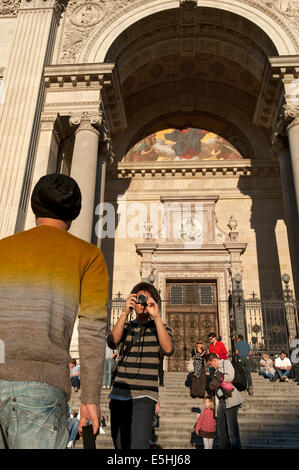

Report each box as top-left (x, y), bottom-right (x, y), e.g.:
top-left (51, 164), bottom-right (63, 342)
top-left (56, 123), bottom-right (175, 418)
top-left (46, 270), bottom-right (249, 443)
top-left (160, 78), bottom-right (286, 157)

top-left (107, 282), bottom-right (174, 449)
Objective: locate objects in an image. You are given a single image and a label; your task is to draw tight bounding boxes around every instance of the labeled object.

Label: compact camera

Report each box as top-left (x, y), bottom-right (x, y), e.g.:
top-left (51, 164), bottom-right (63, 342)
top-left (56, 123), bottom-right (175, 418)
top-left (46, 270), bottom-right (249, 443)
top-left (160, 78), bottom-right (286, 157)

top-left (136, 294), bottom-right (149, 306)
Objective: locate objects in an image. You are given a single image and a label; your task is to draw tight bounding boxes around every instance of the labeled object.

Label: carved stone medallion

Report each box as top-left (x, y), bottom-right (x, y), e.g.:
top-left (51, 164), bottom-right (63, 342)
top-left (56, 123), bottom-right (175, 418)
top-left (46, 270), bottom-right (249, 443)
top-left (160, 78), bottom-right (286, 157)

top-left (70, 2), bottom-right (103, 27)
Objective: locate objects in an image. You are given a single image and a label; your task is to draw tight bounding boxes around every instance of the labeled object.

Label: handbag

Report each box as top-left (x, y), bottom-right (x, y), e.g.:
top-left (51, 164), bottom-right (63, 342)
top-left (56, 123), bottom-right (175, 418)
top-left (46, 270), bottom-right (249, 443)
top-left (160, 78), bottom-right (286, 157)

top-left (187, 358), bottom-right (194, 373)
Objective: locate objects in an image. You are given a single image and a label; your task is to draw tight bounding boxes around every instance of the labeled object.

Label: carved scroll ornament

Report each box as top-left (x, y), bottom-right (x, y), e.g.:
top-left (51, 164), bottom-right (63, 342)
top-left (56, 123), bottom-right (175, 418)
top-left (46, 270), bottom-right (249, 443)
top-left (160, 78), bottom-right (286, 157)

top-left (0, 0), bottom-right (21, 16)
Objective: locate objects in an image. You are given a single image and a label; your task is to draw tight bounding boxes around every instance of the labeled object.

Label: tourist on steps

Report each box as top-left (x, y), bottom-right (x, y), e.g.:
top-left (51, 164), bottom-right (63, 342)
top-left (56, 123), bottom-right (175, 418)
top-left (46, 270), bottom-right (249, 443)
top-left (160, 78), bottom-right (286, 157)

top-left (0, 174), bottom-right (109, 449)
top-left (207, 353), bottom-right (244, 449)
top-left (235, 335), bottom-right (253, 395)
top-left (70, 358), bottom-right (80, 392)
top-left (107, 282), bottom-right (174, 449)
top-left (275, 351), bottom-right (292, 382)
top-left (190, 340), bottom-right (206, 398)
top-left (195, 397), bottom-right (216, 449)
top-left (259, 353), bottom-right (276, 382)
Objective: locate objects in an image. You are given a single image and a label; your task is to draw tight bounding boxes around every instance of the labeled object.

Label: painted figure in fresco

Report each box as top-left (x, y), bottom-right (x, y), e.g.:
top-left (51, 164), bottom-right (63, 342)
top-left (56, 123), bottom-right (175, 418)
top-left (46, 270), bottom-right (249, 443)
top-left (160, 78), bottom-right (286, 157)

top-left (200, 135), bottom-right (242, 160)
top-left (130, 135), bottom-right (159, 161)
top-left (165, 128), bottom-right (205, 159)
top-left (125, 128), bottom-right (243, 162)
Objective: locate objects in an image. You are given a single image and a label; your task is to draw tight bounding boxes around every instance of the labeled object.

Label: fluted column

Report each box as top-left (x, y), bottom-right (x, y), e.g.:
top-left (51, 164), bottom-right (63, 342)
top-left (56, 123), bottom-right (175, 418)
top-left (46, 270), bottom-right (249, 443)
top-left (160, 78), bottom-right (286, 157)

top-left (285, 108), bottom-right (299, 217)
top-left (24, 112), bottom-right (63, 230)
top-left (273, 116), bottom-right (299, 300)
top-left (96, 115), bottom-right (114, 247)
top-left (0, 0), bottom-right (65, 238)
top-left (69, 111), bottom-right (102, 242)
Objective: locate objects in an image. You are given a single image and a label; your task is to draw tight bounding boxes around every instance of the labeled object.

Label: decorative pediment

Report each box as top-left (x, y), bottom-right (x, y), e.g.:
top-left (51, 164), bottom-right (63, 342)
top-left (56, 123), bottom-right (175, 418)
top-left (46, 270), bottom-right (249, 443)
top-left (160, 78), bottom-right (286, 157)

top-left (136, 195), bottom-right (247, 281)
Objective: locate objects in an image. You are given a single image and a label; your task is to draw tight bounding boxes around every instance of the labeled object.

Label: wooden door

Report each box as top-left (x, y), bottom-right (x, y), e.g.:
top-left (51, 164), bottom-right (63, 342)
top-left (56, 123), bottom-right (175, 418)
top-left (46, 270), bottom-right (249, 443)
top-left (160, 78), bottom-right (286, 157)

top-left (166, 281), bottom-right (218, 372)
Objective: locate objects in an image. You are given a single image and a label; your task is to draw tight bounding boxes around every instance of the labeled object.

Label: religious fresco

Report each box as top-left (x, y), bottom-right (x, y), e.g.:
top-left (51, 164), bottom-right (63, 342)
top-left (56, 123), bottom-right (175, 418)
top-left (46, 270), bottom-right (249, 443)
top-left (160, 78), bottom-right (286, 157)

top-left (124, 128), bottom-right (243, 162)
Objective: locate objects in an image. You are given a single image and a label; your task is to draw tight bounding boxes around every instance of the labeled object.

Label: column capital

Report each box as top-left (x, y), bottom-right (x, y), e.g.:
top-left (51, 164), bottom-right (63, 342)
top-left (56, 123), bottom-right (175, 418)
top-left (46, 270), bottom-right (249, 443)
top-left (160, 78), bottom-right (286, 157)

top-left (271, 104), bottom-right (299, 154)
top-left (19, 0), bottom-right (66, 19)
top-left (69, 111), bottom-right (102, 134)
top-left (284, 104), bottom-right (299, 130)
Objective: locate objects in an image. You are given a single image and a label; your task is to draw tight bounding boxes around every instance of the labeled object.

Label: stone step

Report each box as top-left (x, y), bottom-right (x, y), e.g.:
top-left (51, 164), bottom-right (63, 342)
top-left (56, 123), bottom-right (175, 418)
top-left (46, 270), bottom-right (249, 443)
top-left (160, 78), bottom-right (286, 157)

top-left (160, 382), bottom-right (299, 390)
top-left (68, 371), bottom-right (299, 450)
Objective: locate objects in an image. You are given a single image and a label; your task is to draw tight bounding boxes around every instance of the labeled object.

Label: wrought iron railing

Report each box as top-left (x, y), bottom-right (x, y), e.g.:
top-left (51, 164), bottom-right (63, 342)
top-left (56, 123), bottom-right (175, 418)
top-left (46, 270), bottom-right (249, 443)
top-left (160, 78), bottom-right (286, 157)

top-left (108, 280), bottom-right (299, 376)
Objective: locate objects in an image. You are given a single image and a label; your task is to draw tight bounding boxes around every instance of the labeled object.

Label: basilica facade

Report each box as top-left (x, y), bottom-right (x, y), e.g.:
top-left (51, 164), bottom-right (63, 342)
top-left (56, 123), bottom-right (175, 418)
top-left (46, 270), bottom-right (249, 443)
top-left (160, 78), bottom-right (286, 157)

top-left (0, 0), bottom-right (298, 368)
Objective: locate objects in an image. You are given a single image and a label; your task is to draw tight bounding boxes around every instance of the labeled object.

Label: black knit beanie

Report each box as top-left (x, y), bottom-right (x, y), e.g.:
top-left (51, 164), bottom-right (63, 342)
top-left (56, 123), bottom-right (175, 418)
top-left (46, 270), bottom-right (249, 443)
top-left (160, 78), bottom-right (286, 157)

top-left (31, 173), bottom-right (82, 221)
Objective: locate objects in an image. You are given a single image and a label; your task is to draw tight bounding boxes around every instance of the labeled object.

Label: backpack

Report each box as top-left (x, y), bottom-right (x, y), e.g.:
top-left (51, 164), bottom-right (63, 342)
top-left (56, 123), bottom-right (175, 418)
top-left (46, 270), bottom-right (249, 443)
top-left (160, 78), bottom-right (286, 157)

top-left (231, 359), bottom-right (247, 391)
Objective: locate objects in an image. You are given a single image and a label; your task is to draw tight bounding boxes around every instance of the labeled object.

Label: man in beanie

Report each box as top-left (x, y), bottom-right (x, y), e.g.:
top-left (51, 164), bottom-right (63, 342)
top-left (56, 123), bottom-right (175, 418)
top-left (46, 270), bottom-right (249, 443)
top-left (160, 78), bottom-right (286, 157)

top-left (107, 282), bottom-right (174, 449)
top-left (0, 173), bottom-right (109, 449)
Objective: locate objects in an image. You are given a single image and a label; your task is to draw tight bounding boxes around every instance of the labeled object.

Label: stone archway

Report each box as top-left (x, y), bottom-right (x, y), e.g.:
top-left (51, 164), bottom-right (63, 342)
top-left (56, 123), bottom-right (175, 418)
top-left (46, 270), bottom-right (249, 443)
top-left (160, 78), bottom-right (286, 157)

top-left (76, 0), bottom-right (298, 64)
top-left (97, 5), bottom-right (282, 162)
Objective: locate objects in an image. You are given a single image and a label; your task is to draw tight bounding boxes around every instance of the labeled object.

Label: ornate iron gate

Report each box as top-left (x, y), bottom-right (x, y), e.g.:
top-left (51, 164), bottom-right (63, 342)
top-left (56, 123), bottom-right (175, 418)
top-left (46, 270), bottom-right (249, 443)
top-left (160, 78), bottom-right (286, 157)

top-left (230, 275), bottom-right (299, 371)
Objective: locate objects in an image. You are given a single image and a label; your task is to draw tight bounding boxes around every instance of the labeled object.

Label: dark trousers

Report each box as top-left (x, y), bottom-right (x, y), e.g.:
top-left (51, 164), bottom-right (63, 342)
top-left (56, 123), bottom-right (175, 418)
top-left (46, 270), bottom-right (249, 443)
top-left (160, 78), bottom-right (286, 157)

top-left (70, 376), bottom-right (80, 389)
top-left (238, 357), bottom-right (252, 388)
top-left (217, 399), bottom-right (241, 449)
top-left (110, 397), bottom-right (156, 449)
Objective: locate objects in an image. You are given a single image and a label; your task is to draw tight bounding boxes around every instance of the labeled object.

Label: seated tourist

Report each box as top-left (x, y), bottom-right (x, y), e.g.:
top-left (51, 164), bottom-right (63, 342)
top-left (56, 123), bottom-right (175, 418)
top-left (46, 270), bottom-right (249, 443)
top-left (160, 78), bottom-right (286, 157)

top-left (259, 353), bottom-right (276, 382)
top-left (274, 351), bottom-right (292, 382)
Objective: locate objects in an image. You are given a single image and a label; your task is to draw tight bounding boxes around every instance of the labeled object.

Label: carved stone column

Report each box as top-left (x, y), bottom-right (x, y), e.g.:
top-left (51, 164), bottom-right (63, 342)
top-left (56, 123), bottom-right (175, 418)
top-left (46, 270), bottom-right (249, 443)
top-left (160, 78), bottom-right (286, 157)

top-left (69, 111), bottom-right (102, 242)
top-left (285, 106), bottom-right (299, 216)
top-left (0, 0), bottom-right (65, 237)
top-left (96, 114), bottom-right (114, 247)
top-left (273, 113), bottom-right (299, 300)
top-left (24, 112), bottom-right (64, 230)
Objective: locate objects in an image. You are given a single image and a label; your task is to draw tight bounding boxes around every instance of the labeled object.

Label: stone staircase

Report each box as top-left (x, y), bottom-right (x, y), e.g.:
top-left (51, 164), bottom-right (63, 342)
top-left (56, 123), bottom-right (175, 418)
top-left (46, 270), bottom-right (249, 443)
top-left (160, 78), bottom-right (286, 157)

top-left (69, 372), bottom-right (299, 449)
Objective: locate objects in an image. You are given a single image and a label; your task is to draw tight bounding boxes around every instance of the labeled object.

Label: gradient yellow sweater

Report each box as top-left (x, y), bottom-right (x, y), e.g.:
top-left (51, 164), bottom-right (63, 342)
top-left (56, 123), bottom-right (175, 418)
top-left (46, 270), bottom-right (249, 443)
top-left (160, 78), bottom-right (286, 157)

top-left (0, 225), bottom-right (109, 404)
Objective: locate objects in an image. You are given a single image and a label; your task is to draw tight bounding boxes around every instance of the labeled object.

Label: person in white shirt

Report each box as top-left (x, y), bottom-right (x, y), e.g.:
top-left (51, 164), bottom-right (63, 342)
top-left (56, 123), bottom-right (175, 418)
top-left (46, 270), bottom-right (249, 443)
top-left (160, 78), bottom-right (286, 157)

top-left (274, 351), bottom-right (292, 382)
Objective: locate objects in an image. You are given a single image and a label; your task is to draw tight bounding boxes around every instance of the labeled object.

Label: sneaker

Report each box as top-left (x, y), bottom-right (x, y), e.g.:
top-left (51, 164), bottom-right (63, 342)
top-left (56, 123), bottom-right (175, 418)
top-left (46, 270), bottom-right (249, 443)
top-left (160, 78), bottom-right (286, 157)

top-left (248, 387), bottom-right (253, 395)
top-left (280, 376), bottom-right (287, 382)
top-left (67, 440), bottom-right (74, 448)
top-left (285, 377), bottom-right (289, 382)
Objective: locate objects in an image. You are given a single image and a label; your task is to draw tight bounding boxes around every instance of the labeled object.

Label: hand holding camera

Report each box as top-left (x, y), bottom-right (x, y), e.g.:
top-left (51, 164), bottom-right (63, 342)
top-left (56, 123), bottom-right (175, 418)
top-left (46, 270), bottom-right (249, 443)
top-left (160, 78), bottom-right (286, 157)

top-left (124, 294), bottom-right (138, 315)
top-left (124, 293), bottom-right (159, 320)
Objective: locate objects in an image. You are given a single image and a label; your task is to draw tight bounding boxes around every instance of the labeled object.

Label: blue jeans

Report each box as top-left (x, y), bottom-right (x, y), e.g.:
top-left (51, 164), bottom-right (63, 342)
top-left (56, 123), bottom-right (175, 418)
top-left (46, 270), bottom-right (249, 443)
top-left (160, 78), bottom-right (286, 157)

top-left (68, 418), bottom-right (91, 443)
top-left (260, 370), bottom-right (275, 381)
top-left (0, 380), bottom-right (69, 449)
top-left (68, 418), bottom-right (79, 443)
top-left (277, 369), bottom-right (291, 380)
top-left (103, 358), bottom-right (113, 387)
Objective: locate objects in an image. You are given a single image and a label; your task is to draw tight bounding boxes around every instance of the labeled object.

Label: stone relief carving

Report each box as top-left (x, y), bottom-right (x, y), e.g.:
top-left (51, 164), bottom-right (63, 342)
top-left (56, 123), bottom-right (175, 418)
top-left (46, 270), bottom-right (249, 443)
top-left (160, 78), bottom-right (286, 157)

top-left (259, 0), bottom-right (299, 36)
top-left (20, 0), bottom-right (65, 8)
top-left (59, 0), bottom-right (299, 63)
top-left (0, 0), bottom-right (21, 16)
top-left (180, 0), bottom-right (197, 7)
top-left (70, 2), bottom-right (103, 27)
top-left (60, 0), bottom-right (157, 63)
top-left (264, 0), bottom-right (299, 16)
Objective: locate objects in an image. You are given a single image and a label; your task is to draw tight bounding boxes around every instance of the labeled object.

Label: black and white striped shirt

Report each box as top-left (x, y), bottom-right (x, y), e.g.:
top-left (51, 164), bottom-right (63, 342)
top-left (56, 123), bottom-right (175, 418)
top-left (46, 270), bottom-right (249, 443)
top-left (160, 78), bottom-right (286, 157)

top-left (108, 319), bottom-right (174, 402)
